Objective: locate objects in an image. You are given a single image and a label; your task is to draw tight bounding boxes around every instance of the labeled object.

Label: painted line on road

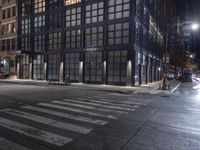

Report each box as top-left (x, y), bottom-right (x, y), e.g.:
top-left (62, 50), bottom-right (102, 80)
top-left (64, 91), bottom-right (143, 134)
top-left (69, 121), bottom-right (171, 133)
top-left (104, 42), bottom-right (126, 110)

top-left (0, 137), bottom-right (31, 150)
top-left (170, 82), bottom-right (182, 93)
top-left (38, 103), bottom-right (117, 119)
top-left (1, 109), bottom-right (92, 134)
top-left (87, 96), bottom-right (145, 106)
top-left (54, 100), bottom-right (129, 114)
top-left (52, 101), bottom-right (126, 114)
top-left (62, 99), bottom-right (136, 112)
top-left (77, 98), bottom-right (140, 109)
top-left (21, 105), bottom-right (108, 125)
top-left (0, 117), bottom-right (72, 146)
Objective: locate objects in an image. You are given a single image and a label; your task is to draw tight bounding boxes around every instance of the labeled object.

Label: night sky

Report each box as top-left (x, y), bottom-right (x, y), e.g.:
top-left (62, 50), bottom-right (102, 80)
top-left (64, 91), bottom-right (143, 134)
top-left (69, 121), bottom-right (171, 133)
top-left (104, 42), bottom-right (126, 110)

top-left (174, 0), bottom-right (200, 53)
top-left (174, 0), bottom-right (200, 21)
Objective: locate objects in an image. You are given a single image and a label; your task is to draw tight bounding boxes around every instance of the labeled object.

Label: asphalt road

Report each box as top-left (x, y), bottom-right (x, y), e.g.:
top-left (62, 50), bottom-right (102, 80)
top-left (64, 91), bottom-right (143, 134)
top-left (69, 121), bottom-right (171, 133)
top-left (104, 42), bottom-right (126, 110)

top-left (0, 82), bottom-right (200, 150)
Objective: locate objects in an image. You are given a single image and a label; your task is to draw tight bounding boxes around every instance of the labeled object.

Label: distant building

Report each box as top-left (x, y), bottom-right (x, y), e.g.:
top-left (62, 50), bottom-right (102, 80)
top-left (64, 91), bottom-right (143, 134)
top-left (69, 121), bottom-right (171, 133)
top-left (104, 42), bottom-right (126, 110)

top-left (17, 0), bottom-right (164, 86)
top-left (0, 0), bottom-right (18, 76)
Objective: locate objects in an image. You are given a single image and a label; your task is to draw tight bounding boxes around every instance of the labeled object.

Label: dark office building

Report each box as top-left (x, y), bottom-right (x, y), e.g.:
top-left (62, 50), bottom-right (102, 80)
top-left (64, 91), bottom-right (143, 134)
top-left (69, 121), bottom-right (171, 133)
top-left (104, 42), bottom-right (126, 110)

top-left (17, 0), bottom-right (164, 86)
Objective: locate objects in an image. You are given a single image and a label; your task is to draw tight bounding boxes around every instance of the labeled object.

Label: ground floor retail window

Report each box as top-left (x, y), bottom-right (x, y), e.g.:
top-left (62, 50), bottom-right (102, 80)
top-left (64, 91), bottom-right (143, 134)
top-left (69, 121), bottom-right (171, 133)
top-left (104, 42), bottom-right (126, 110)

top-left (21, 55), bottom-right (29, 79)
top-left (48, 54), bottom-right (60, 80)
top-left (107, 50), bottom-right (127, 85)
top-left (33, 55), bottom-right (44, 80)
top-left (84, 51), bottom-right (103, 83)
top-left (65, 53), bottom-right (80, 81)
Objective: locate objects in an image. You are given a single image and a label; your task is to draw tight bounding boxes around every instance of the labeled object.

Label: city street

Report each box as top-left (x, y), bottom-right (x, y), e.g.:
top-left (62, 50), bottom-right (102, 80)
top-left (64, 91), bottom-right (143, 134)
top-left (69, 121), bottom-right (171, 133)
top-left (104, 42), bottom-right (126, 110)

top-left (0, 82), bottom-right (199, 150)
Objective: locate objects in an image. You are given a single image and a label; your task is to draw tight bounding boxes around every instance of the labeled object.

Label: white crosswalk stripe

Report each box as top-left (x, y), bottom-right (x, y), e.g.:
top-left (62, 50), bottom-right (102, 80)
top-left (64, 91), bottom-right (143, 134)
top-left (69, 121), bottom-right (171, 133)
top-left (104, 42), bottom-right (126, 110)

top-left (21, 105), bottom-right (108, 125)
top-left (0, 96), bottom-right (144, 148)
top-left (0, 117), bottom-right (72, 146)
top-left (38, 103), bottom-right (117, 119)
top-left (53, 100), bottom-right (128, 114)
top-left (87, 96), bottom-right (145, 106)
top-left (1, 108), bottom-right (92, 134)
top-left (87, 96), bottom-right (146, 106)
top-left (0, 137), bottom-right (31, 150)
top-left (78, 98), bottom-right (140, 108)
top-left (62, 99), bottom-right (137, 111)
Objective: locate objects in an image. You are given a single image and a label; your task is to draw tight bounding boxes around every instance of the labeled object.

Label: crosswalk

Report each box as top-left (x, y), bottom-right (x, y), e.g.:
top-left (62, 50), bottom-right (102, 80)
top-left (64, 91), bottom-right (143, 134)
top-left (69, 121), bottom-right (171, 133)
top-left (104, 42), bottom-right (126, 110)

top-left (0, 96), bottom-right (144, 150)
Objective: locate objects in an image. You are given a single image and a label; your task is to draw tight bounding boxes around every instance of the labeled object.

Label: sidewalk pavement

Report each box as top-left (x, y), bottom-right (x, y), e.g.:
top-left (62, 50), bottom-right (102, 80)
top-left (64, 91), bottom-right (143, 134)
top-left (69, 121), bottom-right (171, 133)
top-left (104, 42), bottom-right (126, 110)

top-left (0, 79), bottom-right (181, 94)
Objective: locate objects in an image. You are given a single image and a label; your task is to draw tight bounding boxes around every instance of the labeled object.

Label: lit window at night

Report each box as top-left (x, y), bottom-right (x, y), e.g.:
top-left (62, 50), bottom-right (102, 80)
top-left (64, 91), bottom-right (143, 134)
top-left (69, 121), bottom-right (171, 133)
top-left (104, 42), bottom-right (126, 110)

top-left (34, 0), bottom-right (45, 13)
top-left (64, 0), bottom-right (81, 6)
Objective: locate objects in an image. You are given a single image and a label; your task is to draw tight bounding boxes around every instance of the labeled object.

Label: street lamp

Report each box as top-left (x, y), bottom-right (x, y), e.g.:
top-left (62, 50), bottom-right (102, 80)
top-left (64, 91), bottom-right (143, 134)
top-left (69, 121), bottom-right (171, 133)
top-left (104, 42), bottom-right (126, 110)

top-left (191, 23), bottom-right (199, 30)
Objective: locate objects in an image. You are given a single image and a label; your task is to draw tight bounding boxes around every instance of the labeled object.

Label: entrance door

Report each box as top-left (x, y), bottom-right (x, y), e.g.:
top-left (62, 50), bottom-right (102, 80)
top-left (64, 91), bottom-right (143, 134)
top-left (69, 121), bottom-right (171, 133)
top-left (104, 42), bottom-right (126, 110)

top-left (84, 51), bottom-right (103, 83)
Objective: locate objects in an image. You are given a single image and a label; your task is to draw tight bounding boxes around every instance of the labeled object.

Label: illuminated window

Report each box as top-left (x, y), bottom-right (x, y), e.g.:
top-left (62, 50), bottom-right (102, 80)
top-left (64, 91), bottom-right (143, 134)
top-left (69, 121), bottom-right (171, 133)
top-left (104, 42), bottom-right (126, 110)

top-left (21, 19), bottom-right (31, 35)
top-left (65, 29), bottom-right (81, 48)
top-left (108, 22), bottom-right (130, 45)
top-left (108, 0), bottom-right (130, 20)
top-left (85, 26), bottom-right (104, 47)
top-left (64, 0), bottom-right (81, 6)
top-left (34, 15), bottom-right (45, 32)
top-left (34, 0), bottom-right (45, 13)
top-left (85, 2), bottom-right (104, 24)
top-left (66, 7), bottom-right (81, 27)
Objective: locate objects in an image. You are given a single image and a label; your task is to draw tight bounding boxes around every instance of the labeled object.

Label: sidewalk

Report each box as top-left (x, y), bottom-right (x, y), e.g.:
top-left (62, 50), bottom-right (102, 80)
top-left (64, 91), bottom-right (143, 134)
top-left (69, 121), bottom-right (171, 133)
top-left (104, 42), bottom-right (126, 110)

top-left (0, 79), bottom-right (181, 94)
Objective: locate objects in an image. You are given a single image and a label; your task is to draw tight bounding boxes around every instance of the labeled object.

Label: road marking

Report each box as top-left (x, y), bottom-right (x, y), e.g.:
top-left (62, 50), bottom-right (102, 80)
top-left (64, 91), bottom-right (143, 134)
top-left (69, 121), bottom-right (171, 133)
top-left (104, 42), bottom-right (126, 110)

top-left (62, 99), bottom-right (136, 112)
top-left (1, 109), bottom-right (92, 134)
top-left (53, 100), bottom-right (128, 114)
top-left (0, 137), bottom-right (31, 150)
top-left (76, 98), bottom-right (139, 109)
top-left (54, 101), bottom-right (95, 109)
top-left (38, 103), bottom-right (117, 119)
top-left (170, 82), bottom-right (181, 93)
top-left (22, 105), bottom-right (108, 125)
top-left (87, 96), bottom-right (145, 106)
top-left (0, 117), bottom-right (72, 146)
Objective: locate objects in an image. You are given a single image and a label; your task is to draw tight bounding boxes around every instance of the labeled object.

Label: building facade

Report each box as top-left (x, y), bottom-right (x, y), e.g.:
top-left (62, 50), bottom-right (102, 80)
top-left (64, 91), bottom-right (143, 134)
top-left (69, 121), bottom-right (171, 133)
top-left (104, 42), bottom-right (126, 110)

top-left (17, 0), bottom-right (164, 86)
top-left (0, 0), bottom-right (18, 76)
